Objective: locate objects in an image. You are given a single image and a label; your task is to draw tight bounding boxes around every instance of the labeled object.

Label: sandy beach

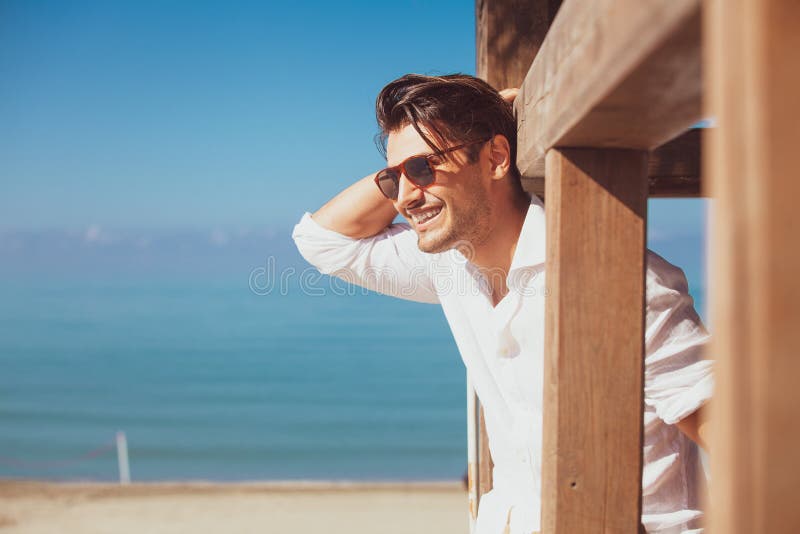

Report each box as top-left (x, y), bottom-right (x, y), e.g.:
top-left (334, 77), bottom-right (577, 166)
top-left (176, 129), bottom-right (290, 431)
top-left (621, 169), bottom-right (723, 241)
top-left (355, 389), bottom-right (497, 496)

top-left (0, 480), bottom-right (468, 534)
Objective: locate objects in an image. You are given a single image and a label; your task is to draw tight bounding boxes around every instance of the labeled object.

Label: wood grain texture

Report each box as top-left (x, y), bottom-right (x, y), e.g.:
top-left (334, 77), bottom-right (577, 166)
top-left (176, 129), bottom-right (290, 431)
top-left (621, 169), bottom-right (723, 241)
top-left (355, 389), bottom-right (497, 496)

top-left (541, 148), bottom-right (647, 534)
top-left (516, 0), bottom-right (702, 178)
top-left (646, 129), bottom-right (703, 197)
top-left (476, 0), bottom-right (562, 89)
top-left (705, 0), bottom-right (800, 532)
top-left (466, 379), bottom-right (479, 525)
top-left (522, 129), bottom-right (703, 197)
top-left (477, 407), bottom-right (493, 498)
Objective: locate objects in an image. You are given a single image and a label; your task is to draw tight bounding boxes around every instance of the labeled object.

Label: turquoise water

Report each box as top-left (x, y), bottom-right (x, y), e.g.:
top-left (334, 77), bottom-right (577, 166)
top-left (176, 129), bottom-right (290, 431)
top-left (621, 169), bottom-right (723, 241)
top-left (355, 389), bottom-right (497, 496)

top-left (0, 234), bottom-right (705, 482)
top-left (0, 277), bottom-right (466, 481)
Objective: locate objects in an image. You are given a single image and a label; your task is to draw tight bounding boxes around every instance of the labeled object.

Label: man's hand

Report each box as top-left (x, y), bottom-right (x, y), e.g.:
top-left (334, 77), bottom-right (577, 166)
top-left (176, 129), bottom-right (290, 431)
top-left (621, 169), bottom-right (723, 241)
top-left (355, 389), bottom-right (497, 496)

top-left (499, 88), bottom-right (519, 105)
top-left (675, 405), bottom-right (709, 450)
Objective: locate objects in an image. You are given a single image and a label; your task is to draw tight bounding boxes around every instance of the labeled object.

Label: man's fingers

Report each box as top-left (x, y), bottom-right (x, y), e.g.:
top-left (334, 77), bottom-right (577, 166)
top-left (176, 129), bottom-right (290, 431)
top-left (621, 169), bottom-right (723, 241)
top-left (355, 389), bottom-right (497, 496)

top-left (499, 88), bottom-right (519, 104)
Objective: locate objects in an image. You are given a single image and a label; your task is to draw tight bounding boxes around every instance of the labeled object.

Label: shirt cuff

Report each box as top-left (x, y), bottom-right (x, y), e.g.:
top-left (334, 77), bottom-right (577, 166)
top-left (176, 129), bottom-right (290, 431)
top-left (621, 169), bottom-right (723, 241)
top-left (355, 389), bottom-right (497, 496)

top-left (292, 212), bottom-right (357, 243)
top-left (647, 361), bottom-right (714, 425)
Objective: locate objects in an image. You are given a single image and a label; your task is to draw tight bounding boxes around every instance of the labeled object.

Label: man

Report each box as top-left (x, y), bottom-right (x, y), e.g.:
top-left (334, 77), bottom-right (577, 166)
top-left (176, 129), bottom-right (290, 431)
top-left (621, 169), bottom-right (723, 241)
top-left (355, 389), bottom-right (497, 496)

top-left (293, 74), bottom-right (713, 534)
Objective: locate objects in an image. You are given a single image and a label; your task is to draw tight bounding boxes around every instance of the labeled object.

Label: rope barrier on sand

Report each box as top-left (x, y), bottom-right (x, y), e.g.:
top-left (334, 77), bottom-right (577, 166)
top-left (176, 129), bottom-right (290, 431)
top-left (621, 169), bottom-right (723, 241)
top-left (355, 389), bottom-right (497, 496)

top-left (0, 431), bottom-right (130, 483)
top-left (0, 441), bottom-right (116, 470)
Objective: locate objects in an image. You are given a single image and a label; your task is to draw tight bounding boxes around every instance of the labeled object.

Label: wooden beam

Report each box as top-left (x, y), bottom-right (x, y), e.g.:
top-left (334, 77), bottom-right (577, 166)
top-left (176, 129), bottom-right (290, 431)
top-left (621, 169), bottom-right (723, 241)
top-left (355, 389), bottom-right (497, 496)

top-left (647, 129), bottom-right (703, 197)
top-left (521, 129), bottom-right (703, 197)
top-left (706, 0), bottom-right (800, 532)
top-left (516, 0), bottom-right (702, 178)
top-left (541, 148), bottom-right (647, 533)
top-left (476, 0), bottom-right (562, 89)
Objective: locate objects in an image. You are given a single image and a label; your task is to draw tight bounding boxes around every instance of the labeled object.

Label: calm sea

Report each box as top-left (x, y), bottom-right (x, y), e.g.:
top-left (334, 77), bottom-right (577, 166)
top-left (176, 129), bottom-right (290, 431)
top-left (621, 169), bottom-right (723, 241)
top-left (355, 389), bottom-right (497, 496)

top-left (0, 233), bottom-right (706, 482)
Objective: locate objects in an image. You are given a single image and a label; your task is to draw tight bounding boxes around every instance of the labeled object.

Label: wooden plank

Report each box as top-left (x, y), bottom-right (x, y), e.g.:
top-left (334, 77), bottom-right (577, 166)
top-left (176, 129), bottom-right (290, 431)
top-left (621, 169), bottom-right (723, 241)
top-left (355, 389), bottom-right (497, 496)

top-left (521, 129), bottom-right (703, 197)
top-left (468, 389), bottom-right (494, 527)
top-left (477, 407), bottom-right (493, 497)
top-left (516, 0), bottom-right (702, 178)
top-left (476, 0), bottom-right (562, 89)
top-left (466, 377), bottom-right (479, 529)
top-left (705, 0), bottom-right (800, 532)
top-left (541, 148), bottom-right (647, 534)
top-left (647, 129), bottom-right (703, 197)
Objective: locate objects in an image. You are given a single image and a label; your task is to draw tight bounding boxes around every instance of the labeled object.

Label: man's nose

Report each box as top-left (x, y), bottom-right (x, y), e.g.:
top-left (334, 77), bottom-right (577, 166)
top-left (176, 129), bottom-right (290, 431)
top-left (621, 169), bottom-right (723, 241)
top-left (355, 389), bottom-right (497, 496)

top-left (395, 174), bottom-right (424, 211)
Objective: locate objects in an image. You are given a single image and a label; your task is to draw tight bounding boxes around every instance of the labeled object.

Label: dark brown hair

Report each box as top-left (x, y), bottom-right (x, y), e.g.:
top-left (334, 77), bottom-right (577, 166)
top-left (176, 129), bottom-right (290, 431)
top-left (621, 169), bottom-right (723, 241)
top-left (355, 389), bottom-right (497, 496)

top-left (375, 73), bottom-right (518, 177)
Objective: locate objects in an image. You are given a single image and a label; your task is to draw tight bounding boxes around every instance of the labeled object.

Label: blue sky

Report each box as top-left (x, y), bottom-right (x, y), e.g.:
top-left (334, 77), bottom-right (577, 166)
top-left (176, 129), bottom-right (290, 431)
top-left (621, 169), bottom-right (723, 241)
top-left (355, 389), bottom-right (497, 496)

top-left (0, 0), bottom-right (704, 237)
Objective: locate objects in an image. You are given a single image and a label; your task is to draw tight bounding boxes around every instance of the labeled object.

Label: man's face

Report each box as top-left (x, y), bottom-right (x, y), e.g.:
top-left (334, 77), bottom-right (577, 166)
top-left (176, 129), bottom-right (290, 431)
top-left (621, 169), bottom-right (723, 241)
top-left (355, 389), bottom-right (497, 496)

top-left (385, 123), bottom-right (493, 255)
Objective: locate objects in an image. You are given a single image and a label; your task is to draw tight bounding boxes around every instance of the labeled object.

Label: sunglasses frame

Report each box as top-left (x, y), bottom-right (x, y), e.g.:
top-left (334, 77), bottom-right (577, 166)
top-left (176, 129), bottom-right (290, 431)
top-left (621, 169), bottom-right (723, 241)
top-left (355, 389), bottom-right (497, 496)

top-left (374, 138), bottom-right (491, 200)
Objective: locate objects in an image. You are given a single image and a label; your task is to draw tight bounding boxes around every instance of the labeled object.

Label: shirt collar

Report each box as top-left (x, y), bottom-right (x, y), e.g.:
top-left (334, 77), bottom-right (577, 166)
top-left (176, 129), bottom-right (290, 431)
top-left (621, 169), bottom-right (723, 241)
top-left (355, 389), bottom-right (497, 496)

top-left (508, 195), bottom-right (546, 273)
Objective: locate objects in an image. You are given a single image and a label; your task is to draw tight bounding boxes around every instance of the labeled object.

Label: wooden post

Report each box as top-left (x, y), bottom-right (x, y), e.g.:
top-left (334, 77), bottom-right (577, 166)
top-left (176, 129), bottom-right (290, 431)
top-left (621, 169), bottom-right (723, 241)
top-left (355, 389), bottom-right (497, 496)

top-left (116, 431), bottom-right (131, 485)
top-left (477, 407), bottom-right (493, 497)
top-left (467, 376), bottom-right (479, 530)
top-left (476, 0), bottom-right (561, 89)
top-left (705, 0), bottom-right (800, 532)
top-left (542, 148), bottom-right (648, 533)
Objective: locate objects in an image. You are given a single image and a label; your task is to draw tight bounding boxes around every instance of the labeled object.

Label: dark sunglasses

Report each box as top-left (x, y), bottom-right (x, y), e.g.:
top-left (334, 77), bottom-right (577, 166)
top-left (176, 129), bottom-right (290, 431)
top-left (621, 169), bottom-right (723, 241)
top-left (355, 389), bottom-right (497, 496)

top-left (374, 138), bottom-right (490, 200)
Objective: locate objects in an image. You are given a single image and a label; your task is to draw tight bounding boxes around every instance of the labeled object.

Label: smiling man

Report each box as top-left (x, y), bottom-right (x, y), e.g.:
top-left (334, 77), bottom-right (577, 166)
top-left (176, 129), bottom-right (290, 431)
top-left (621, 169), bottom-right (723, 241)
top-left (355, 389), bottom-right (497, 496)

top-left (292, 74), bottom-right (713, 534)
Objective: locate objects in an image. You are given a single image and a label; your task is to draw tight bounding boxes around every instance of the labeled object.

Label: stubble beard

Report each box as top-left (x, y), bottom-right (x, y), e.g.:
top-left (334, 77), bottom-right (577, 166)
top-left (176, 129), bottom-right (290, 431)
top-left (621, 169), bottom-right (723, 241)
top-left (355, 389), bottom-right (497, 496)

top-left (415, 188), bottom-right (493, 257)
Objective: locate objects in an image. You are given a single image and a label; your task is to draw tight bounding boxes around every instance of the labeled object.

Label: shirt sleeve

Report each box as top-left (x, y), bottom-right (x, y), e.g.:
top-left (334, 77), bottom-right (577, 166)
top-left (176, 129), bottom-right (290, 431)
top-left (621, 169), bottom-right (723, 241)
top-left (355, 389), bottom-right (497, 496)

top-left (291, 212), bottom-right (440, 304)
top-left (643, 251), bottom-right (714, 425)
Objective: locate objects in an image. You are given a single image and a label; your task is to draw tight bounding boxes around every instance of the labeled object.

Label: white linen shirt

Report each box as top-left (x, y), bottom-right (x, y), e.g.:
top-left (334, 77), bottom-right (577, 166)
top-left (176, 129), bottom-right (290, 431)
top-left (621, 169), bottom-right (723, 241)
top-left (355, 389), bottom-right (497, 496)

top-left (292, 195), bottom-right (713, 534)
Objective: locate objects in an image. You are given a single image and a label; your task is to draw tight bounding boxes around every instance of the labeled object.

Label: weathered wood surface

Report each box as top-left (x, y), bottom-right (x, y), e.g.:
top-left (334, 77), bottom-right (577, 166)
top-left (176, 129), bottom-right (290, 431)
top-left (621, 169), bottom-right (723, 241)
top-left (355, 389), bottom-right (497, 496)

top-left (521, 129), bottom-right (703, 197)
top-left (706, 0), bottom-right (800, 532)
top-left (647, 129), bottom-right (702, 197)
top-left (476, 0), bottom-right (561, 89)
top-left (542, 148), bottom-right (647, 534)
top-left (477, 407), bottom-right (493, 498)
top-left (516, 0), bottom-right (702, 178)
top-left (466, 378), bottom-right (479, 527)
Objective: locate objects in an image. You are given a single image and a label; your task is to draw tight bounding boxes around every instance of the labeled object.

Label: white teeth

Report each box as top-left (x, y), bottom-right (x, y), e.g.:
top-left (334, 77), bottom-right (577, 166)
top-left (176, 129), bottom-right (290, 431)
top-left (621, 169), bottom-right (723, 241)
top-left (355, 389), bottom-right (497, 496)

top-left (411, 207), bottom-right (442, 225)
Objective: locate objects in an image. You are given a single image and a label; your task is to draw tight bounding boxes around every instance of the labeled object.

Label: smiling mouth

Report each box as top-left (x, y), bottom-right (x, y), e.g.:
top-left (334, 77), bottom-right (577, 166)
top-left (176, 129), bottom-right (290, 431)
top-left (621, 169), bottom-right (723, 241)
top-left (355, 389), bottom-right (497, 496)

top-left (410, 206), bottom-right (443, 229)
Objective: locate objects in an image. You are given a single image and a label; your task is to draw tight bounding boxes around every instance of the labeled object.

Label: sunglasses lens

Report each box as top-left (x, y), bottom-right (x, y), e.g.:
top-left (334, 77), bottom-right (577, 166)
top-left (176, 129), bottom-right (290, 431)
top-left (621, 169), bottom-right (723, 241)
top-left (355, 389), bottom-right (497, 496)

top-left (405, 156), bottom-right (435, 186)
top-left (376, 169), bottom-right (399, 199)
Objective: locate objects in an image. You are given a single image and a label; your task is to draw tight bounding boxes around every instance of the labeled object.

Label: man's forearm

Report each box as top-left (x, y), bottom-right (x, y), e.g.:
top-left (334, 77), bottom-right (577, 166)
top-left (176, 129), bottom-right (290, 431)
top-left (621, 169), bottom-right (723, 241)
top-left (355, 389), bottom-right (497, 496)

top-left (312, 173), bottom-right (399, 239)
top-left (676, 405), bottom-right (709, 450)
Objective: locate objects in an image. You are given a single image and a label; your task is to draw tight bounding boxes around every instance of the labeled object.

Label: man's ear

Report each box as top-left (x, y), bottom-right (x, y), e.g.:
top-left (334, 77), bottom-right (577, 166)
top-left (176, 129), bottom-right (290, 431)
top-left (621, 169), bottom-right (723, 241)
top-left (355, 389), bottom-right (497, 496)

top-left (487, 134), bottom-right (512, 180)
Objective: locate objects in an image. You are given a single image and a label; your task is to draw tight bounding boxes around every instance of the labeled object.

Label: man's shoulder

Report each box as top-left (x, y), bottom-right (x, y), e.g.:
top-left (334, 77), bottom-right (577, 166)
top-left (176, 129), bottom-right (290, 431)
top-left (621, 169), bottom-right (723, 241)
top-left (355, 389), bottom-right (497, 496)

top-left (643, 250), bottom-right (702, 323)
top-left (645, 249), bottom-right (690, 295)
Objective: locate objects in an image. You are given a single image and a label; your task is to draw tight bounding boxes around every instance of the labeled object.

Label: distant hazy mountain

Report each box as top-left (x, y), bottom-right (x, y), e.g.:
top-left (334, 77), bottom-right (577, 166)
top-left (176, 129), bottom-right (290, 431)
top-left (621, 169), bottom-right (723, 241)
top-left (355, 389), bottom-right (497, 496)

top-left (0, 226), bottom-right (305, 279)
top-left (0, 225), bottom-right (706, 299)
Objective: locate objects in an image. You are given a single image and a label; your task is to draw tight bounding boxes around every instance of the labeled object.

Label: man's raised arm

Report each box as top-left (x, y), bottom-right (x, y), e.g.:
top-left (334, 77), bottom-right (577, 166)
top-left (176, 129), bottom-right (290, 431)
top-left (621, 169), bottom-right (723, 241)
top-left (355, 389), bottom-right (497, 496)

top-left (293, 172), bottom-right (440, 305)
top-left (311, 173), bottom-right (398, 239)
